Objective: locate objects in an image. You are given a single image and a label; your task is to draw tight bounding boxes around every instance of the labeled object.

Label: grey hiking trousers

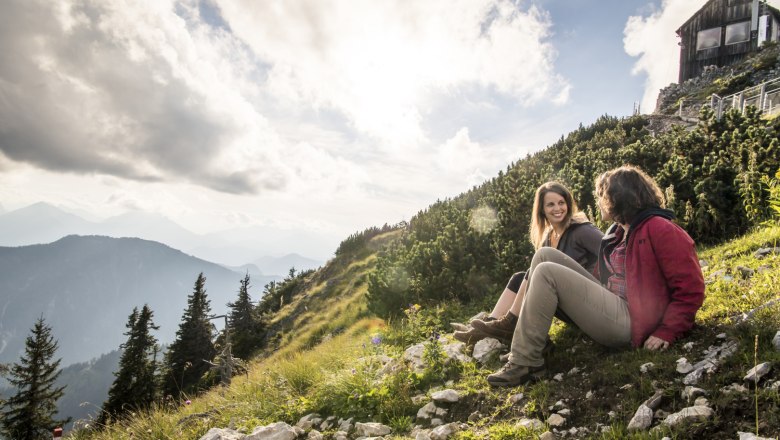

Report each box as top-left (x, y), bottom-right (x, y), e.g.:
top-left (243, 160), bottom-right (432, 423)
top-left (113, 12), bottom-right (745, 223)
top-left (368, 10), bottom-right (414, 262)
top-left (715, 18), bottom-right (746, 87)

top-left (508, 247), bottom-right (631, 367)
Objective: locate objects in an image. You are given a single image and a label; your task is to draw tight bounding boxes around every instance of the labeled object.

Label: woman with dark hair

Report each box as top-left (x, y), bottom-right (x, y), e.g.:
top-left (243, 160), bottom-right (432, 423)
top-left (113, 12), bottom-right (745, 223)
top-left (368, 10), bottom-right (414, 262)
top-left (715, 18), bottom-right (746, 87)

top-left (454, 181), bottom-right (602, 345)
top-left (486, 165), bottom-right (705, 387)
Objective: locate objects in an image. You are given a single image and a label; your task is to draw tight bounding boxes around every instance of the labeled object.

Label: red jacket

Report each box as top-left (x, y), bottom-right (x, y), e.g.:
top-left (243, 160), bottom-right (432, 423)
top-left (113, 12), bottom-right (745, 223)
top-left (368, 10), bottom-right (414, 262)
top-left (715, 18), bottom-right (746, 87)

top-left (597, 209), bottom-right (705, 348)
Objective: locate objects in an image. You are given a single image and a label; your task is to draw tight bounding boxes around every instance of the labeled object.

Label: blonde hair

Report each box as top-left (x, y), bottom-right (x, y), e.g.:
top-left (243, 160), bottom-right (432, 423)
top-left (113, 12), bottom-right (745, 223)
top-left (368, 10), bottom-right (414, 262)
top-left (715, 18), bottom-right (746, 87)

top-left (529, 182), bottom-right (580, 249)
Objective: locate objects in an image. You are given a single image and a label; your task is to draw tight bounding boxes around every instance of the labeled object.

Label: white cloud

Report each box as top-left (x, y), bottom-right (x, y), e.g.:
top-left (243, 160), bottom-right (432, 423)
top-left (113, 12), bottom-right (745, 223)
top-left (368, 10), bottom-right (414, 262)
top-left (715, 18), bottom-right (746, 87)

top-left (624, 0), bottom-right (780, 113)
top-left (216, 0), bottom-right (570, 147)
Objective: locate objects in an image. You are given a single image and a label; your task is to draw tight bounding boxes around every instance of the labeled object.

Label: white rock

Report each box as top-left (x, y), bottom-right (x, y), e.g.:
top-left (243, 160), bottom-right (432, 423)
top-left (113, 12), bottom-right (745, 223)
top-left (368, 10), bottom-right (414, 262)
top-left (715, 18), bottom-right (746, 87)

top-left (682, 386), bottom-right (707, 402)
top-left (683, 342), bottom-right (694, 351)
top-left (627, 404), bottom-right (653, 431)
top-left (607, 411), bottom-right (617, 419)
top-left (434, 407), bottom-right (448, 417)
top-left (694, 397), bottom-right (709, 407)
top-left (557, 408), bottom-right (571, 417)
top-left (552, 400), bottom-right (566, 410)
top-left (307, 430), bottom-right (324, 440)
top-left (676, 357), bottom-right (694, 374)
top-left (586, 391), bottom-right (594, 399)
top-left (430, 418), bottom-right (444, 427)
top-left (355, 422), bottom-right (393, 437)
top-left (568, 367), bottom-right (581, 375)
top-left (640, 362), bottom-right (654, 373)
top-left (744, 362), bottom-right (773, 383)
top-left (722, 383), bottom-right (749, 394)
top-left (509, 393), bottom-right (524, 404)
top-left (415, 430), bottom-right (432, 440)
top-left (661, 406), bottom-right (714, 427)
top-left (472, 338), bottom-right (505, 363)
top-left (333, 432), bottom-right (349, 440)
top-left (431, 389), bottom-right (460, 403)
top-left (412, 394), bottom-right (428, 405)
top-left (247, 422), bottom-right (298, 440)
top-left (547, 413), bottom-right (566, 427)
top-left (517, 418), bottom-right (543, 429)
top-left (404, 343), bottom-right (428, 371)
top-left (417, 402), bottom-right (438, 421)
top-left (738, 431), bottom-right (777, 440)
top-left (338, 418), bottom-right (353, 433)
top-left (553, 373), bottom-right (564, 381)
top-left (539, 432), bottom-right (555, 440)
top-left (716, 333), bottom-right (727, 339)
top-left (442, 342), bottom-right (472, 364)
top-left (199, 428), bottom-right (245, 440)
top-left (429, 422), bottom-right (459, 440)
top-left (773, 331), bottom-right (780, 351)
top-left (296, 414), bottom-right (322, 431)
top-left (620, 384), bottom-right (633, 390)
top-left (683, 368), bottom-right (704, 385)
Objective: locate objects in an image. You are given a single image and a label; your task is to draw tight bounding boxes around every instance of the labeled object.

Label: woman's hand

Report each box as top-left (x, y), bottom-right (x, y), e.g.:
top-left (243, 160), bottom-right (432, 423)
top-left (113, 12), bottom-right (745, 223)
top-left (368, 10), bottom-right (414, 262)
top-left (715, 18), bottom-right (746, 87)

top-left (644, 335), bottom-right (670, 351)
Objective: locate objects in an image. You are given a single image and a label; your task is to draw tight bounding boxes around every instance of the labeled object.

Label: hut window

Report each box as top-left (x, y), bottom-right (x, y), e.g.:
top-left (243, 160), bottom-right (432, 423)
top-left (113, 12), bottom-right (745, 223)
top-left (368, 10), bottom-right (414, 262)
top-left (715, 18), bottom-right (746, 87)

top-left (725, 21), bottom-right (750, 44)
top-left (697, 27), bottom-right (722, 50)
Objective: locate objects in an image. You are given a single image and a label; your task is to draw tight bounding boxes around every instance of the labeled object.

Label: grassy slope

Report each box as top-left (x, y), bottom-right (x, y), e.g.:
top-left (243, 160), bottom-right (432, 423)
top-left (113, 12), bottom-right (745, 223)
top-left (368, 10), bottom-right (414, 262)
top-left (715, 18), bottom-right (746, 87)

top-left (72, 226), bottom-right (780, 440)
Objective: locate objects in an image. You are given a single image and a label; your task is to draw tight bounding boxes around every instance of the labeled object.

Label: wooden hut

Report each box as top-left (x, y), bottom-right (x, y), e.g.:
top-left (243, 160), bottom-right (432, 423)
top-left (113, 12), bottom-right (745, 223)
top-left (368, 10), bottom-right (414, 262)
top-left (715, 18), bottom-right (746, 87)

top-left (677, 0), bottom-right (780, 83)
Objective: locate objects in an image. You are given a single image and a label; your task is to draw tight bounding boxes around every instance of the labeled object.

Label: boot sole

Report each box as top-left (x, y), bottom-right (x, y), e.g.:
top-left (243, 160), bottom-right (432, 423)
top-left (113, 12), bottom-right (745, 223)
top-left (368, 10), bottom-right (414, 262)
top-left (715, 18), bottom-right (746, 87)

top-left (487, 369), bottom-right (546, 387)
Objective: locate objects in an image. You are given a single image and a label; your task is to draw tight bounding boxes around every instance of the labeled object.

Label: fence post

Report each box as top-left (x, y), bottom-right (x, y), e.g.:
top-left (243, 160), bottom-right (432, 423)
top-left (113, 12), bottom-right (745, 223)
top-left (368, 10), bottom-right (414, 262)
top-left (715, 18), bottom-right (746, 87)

top-left (679, 98), bottom-right (684, 117)
top-left (759, 82), bottom-right (766, 112)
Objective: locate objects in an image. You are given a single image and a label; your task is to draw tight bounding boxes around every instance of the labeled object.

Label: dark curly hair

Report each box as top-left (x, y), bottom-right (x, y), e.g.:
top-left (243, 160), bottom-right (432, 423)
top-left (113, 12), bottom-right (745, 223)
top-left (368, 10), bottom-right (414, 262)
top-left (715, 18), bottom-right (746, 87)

top-left (595, 165), bottom-right (665, 225)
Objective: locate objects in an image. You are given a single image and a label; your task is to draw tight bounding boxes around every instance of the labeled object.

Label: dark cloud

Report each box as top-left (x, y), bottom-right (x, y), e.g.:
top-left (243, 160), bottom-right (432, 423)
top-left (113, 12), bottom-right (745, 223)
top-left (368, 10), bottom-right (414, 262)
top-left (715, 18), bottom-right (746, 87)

top-left (0, 0), bottom-right (278, 194)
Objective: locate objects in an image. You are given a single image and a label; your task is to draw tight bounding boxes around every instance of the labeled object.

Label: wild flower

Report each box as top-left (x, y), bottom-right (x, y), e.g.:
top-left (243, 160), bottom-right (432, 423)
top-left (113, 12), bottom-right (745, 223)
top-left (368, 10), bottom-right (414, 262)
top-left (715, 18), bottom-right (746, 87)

top-left (371, 335), bottom-right (382, 345)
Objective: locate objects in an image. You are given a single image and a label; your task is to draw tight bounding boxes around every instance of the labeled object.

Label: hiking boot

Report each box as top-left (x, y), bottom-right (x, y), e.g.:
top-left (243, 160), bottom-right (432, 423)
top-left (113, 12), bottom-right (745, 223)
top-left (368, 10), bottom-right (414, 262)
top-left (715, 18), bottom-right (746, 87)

top-left (453, 326), bottom-right (491, 345)
top-left (470, 312), bottom-right (518, 344)
top-left (542, 338), bottom-right (555, 359)
top-left (487, 362), bottom-right (546, 387)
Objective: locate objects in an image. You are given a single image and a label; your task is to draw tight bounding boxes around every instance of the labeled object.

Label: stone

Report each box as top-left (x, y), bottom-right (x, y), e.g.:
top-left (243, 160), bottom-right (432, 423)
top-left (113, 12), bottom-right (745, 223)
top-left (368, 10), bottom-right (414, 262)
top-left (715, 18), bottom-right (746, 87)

top-left (661, 406), bottom-right (714, 427)
top-left (247, 422), bottom-right (297, 440)
top-left (467, 411), bottom-right (481, 422)
top-left (620, 384), bottom-right (633, 390)
top-left (773, 331), bottom-right (780, 351)
top-left (415, 431), bottom-right (432, 440)
top-left (738, 432), bottom-right (777, 440)
top-left (412, 394), bottom-right (428, 405)
top-left (754, 247), bottom-right (780, 259)
top-left (338, 417), bottom-right (353, 433)
top-left (417, 402), bottom-right (438, 421)
top-left (607, 411), bottom-right (617, 419)
top-left (744, 362), bottom-right (773, 383)
top-left (429, 422), bottom-right (459, 440)
top-left (442, 342), bottom-right (471, 364)
top-left (736, 266), bottom-right (754, 279)
top-left (683, 367), bottom-right (704, 385)
top-left (430, 418), bottom-right (444, 427)
top-left (552, 400), bottom-right (566, 410)
top-left (296, 413), bottom-right (322, 431)
top-left (432, 389), bottom-right (460, 403)
top-left (509, 393), bottom-right (524, 404)
top-left (333, 432), bottom-right (348, 440)
top-left (568, 366), bottom-right (581, 375)
top-left (435, 406), bottom-right (448, 418)
top-left (539, 432), bottom-right (555, 440)
top-left (553, 373), bottom-right (564, 382)
top-left (199, 428), bottom-right (245, 440)
top-left (517, 418), bottom-right (543, 429)
top-left (682, 386), bottom-right (707, 402)
top-left (307, 430), bottom-right (324, 440)
top-left (547, 414), bottom-right (566, 427)
top-left (721, 383), bottom-right (749, 394)
top-left (585, 391), bottom-right (594, 399)
top-left (699, 259), bottom-right (708, 267)
top-left (694, 397), bottom-right (709, 407)
top-left (320, 416), bottom-right (337, 430)
top-left (640, 362), bottom-right (654, 373)
top-left (557, 408), bottom-right (571, 417)
top-left (355, 422), bottom-right (393, 437)
top-left (683, 342), bottom-right (694, 351)
top-left (676, 357), bottom-right (694, 374)
top-left (627, 404), bottom-right (653, 431)
top-left (644, 390), bottom-right (664, 410)
top-left (716, 333), bottom-right (727, 339)
top-left (472, 338), bottom-right (505, 363)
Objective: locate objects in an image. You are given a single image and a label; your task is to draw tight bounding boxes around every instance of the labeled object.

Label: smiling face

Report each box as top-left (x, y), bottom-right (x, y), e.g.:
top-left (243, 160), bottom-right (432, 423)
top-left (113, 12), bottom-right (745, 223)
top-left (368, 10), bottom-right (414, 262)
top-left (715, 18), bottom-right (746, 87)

top-left (543, 191), bottom-right (568, 228)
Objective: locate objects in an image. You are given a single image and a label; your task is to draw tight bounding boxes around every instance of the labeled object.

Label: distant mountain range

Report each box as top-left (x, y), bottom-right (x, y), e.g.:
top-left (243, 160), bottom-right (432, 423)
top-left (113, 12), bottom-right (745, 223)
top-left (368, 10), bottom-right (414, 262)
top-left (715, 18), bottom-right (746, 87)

top-left (0, 235), bottom-right (278, 365)
top-left (0, 202), bottom-right (326, 273)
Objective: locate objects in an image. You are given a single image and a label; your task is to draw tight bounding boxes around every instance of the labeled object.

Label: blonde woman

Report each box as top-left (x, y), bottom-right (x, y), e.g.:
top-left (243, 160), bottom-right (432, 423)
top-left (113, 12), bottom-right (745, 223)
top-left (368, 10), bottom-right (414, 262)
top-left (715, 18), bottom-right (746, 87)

top-left (454, 181), bottom-right (602, 344)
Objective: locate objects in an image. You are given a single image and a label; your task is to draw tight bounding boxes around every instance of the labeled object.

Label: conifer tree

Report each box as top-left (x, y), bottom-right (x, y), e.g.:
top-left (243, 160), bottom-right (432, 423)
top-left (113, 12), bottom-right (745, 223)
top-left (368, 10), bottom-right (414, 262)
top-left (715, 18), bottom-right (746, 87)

top-left (0, 317), bottom-right (68, 440)
top-left (98, 304), bottom-right (159, 425)
top-left (162, 273), bottom-right (216, 398)
top-left (226, 273), bottom-right (264, 359)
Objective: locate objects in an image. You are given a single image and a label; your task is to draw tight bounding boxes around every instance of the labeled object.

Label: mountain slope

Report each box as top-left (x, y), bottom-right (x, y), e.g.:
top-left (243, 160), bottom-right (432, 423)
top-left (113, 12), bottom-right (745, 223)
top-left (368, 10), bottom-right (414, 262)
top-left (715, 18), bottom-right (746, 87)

top-left (0, 202), bottom-right (97, 246)
top-left (0, 235), bottom-right (276, 365)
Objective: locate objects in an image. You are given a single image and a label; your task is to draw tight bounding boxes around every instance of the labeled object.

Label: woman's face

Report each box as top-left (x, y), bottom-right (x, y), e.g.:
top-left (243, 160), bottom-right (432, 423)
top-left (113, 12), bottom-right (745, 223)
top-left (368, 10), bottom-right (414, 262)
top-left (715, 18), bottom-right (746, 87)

top-left (543, 192), bottom-right (568, 228)
top-left (598, 197), bottom-right (612, 222)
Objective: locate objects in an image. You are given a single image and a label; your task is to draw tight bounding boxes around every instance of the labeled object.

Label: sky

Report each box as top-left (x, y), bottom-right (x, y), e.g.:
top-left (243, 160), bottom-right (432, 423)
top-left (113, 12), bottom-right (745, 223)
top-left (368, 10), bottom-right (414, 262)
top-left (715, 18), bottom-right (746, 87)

top-left (1, 0), bottom-right (778, 260)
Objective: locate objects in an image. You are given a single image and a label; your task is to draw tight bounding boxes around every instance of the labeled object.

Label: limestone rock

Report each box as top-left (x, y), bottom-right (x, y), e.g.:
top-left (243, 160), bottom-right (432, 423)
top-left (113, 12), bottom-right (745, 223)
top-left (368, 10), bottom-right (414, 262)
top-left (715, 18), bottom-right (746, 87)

top-left (539, 432), bottom-right (555, 440)
top-left (694, 397), bottom-right (709, 407)
top-left (738, 432), bottom-right (778, 440)
top-left (320, 416), bottom-right (337, 431)
top-left (415, 430), bottom-right (432, 440)
top-left (754, 247), bottom-right (780, 259)
top-left (683, 342), bottom-right (694, 351)
top-left (355, 422), bottom-right (393, 437)
top-left (682, 386), bottom-right (707, 402)
top-left (509, 393), bottom-right (524, 404)
top-left (640, 362), bottom-right (654, 373)
top-left (199, 428), bottom-right (245, 440)
top-left (547, 413), bottom-right (566, 427)
top-left (467, 411), bottom-right (481, 422)
top-left (676, 357), bottom-right (694, 374)
top-left (472, 338), bottom-right (505, 363)
top-left (661, 406), bottom-right (714, 427)
top-left (307, 430), bottom-right (323, 440)
top-left (644, 390), bottom-right (664, 410)
top-left (429, 422), bottom-right (459, 440)
top-left (247, 422), bottom-right (297, 440)
top-left (553, 373), bottom-right (564, 382)
top-left (744, 362), bottom-right (773, 383)
top-left (417, 402), bottom-right (438, 421)
top-left (627, 404), bottom-right (653, 431)
top-left (736, 266), bottom-right (754, 279)
top-left (517, 418), bottom-right (543, 429)
top-left (333, 432), bottom-right (349, 440)
top-left (338, 417), bottom-right (353, 433)
top-left (722, 383), bottom-right (749, 394)
top-left (683, 367), bottom-right (704, 385)
top-left (412, 394), bottom-right (428, 405)
top-left (557, 408), bottom-right (571, 417)
top-left (432, 389), bottom-right (460, 403)
top-left (442, 341), bottom-right (471, 364)
top-left (773, 331), bottom-right (780, 351)
top-left (296, 414), bottom-right (322, 431)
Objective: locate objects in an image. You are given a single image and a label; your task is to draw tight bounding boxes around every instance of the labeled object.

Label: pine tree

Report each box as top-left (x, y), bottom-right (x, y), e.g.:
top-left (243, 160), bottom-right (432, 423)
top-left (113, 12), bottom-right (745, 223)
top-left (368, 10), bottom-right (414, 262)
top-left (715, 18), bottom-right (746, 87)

top-left (226, 273), bottom-right (264, 360)
top-left (98, 305), bottom-right (159, 425)
top-left (0, 317), bottom-right (68, 440)
top-left (162, 273), bottom-right (216, 398)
